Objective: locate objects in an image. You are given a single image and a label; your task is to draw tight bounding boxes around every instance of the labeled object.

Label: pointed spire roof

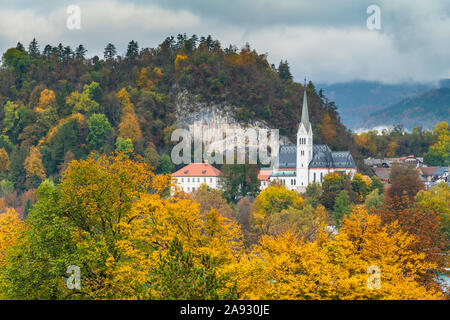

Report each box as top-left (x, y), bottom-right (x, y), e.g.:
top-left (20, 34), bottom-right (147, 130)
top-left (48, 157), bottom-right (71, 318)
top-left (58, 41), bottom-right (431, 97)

top-left (300, 89), bottom-right (310, 132)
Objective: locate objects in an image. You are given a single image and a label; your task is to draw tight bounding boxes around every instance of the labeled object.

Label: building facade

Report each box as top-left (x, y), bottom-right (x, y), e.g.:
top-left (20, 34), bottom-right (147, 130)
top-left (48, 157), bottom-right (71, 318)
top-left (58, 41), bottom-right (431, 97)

top-left (172, 162), bottom-right (222, 193)
top-left (259, 90), bottom-right (357, 192)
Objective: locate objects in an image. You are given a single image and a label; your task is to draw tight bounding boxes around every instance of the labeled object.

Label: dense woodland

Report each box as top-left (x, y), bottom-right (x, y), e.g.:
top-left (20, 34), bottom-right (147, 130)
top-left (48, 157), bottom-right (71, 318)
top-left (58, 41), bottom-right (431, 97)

top-left (0, 35), bottom-right (448, 300)
top-left (1, 35), bottom-right (448, 212)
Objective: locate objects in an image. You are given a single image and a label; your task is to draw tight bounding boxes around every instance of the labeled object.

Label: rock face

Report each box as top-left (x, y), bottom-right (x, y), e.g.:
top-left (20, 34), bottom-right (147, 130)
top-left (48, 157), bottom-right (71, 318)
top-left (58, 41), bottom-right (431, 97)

top-left (173, 90), bottom-right (291, 164)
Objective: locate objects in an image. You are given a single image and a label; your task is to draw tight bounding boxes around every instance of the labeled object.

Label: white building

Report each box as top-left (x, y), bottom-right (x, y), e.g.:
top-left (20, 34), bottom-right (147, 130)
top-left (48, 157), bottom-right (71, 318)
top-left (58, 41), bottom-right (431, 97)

top-left (172, 162), bottom-right (222, 193)
top-left (259, 90), bottom-right (357, 192)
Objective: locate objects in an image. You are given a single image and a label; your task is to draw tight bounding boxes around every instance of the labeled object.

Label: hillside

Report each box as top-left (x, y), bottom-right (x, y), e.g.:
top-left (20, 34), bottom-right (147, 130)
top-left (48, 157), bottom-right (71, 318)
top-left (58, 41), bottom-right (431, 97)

top-left (0, 35), bottom-right (361, 197)
top-left (317, 81), bottom-right (434, 129)
top-left (361, 88), bottom-right (450, 130)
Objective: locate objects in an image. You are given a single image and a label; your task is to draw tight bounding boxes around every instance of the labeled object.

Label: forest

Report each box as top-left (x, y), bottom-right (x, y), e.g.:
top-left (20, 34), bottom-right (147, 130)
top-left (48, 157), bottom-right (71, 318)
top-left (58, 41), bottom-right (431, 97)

top-left (0, 35), bottom-right (448, 299)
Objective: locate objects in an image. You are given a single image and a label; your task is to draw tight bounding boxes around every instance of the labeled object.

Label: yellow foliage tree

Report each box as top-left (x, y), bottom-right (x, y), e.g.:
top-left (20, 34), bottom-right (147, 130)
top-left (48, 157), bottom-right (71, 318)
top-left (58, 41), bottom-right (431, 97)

top-left (24, 146), bottom-right (46, 188)
top-left (0, 209), bottom-right (25, 298)
top-left (228, 206), bottom-right (442, 300)
top-left (117, 88), bottom-right (142, 142)
top-left (174, 54), bottom-right (187, 71)
top-left (36, 89), bottom-right (56, 112)
top-left (252, 184), bottom-right (304, 235)
top-left (136, 68), bottom-right (154, 89)
top-left (0, 148), bottom-right (10, 173)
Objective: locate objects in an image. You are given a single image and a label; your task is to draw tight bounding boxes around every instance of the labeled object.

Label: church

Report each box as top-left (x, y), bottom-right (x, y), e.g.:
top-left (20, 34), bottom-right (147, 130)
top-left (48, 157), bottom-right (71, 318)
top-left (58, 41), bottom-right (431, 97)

top-left (258, 90), bottom-right (357, 192)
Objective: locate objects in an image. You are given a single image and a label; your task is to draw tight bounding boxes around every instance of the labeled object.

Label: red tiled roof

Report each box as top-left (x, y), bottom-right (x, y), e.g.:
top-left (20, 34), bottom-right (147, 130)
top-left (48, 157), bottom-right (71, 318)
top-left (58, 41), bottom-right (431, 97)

top-left (258, 169), bottom-right (272, 181)
top-left (419, 167), bottom-right (439, 176)
top-left (172, 163), bottom-right (222, 177)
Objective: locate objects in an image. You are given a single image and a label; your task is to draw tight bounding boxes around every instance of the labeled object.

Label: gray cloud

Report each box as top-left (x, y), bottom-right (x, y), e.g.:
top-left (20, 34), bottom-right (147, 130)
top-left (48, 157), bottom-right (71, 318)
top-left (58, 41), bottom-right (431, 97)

top-left (0, 0), bottom-right (448, 83)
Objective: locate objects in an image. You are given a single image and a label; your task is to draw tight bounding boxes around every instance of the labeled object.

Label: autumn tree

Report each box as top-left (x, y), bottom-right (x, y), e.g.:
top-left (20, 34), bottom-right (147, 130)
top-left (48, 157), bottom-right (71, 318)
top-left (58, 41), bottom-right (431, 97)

top-left (115, 137), bottom-right (133, 153)
top-left (117, 88), bottom-right (142, 142)
top-left (0, 154), bottom-right (243, 299)
top-left (252, 184), bottom-right (304, 235)
top-left (228, 206), bottom-right (442, 299)
top-left (24, 146), bottom-right (46, 189)
top-left (380, 197), bottom-right (445, 290)
top-left (424, 121), bottom-right (449, 166)
top-left (416, 182), bottom-right (449, 245)
top-left (322, 113), bottom-right (336, 145)
top-left (364, 189), bottom-right (385, 210)
top-left (66, 84), bottom-right (100, 115)
top-left (191, 184), bottom-right (235, 220)
top-left (0, 148), bottom-right (10, 175)
top-left (143, 145), bottom-right (161, 169)
top-left (387, 164), bottom-right (424, 201)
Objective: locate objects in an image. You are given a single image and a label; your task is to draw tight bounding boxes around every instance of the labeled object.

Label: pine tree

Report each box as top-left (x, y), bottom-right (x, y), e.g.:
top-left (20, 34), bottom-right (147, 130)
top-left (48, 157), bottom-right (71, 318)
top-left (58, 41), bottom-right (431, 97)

top-left (75, 44), bottom-right (87, 59)
top-left (16, 42), bottom-right (25, 51)
top-left (42, 44), bottom-right (52, 58)
top-left (104, 43), bottom-right (117, 60)
top-left (278, 60), bottom-right (293, 81)
top-left (63, 46), bottom-right (73, 62)
top-left (125, 40), bottom-right (139, 60)
top-left (28, 38), bottom-right (40, 58)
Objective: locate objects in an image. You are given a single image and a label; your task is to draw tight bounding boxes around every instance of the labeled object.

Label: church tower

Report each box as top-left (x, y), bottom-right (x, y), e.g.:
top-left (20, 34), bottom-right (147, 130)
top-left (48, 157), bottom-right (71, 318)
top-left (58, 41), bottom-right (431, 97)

top-left (296, 89), bottom-right (313, 188)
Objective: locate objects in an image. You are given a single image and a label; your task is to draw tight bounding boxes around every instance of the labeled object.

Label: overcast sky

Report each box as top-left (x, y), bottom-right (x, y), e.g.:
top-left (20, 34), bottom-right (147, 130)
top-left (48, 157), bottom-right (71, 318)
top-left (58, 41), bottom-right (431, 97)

top-left (0, 0), bottom-right (449, 84)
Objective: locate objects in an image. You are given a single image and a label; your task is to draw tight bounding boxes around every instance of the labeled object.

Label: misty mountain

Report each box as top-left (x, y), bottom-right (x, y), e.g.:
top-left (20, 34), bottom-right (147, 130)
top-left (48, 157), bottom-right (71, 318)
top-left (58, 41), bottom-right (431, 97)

top-left (317, 80), bottom-right (435, 129)
top-left (361, 87), bottom-right (450, 131)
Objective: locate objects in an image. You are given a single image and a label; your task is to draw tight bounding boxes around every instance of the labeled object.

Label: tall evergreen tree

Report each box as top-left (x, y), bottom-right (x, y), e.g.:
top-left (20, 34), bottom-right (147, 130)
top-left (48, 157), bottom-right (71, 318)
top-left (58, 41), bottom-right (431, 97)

top-left (125, 40), bottom-right (139, 60)
top-left (28, 38), bottom-right (40, 58)
top-left (15, 42), bottom-right (25, 51)
top-left (75, 44), bottom-right (87, 59)
top-left (42, 44), bottom-right (52, 58)
top-left (278, 60), bottom-right (293, 81)
top-left (103, 43), bottom-right (117, 60)
top-left (63, 46), bottom-right (74, 62)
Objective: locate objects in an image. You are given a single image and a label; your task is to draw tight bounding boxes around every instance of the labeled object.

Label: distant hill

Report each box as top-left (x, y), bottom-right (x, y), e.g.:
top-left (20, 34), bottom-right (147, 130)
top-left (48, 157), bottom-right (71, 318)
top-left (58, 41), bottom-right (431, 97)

top-left (317, 81), bottom-right (435, 129)
top-left (361, 88), bottom-right (450, 130)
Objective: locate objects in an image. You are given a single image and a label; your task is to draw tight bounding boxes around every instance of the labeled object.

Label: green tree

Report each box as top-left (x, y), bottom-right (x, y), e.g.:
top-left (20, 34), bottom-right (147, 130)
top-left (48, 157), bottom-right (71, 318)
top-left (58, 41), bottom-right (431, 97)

top-left (28, 38), bottom-right (40, 58)
top-left (333, 190), bottom-right (352, 225)
top-left (150, 238), bottom-right (237, 300)
top-left (364, 189), bottom-right (385, 210)
top-left (220, 163), bottom-right (259, 202)
top-left (75, 44), bottom-right (87, 59)
top-left (2, 48), bottom-right (29, 73)
top-left (115, 137), bottom-right (133, 153)
top-left (369, 176), bottom-right (384, 195)
top-left (278, 60), bottom-right (292, 81)
top-left (0, 180), bottom-right (80, 299)
top-left (143, 146), bottom-right (161, 169)
top-left (126, 40), bottom-right (139, 60)
top-left (87, 113), bottom-right (112, 150)
top-left (104, 43), bottom-right (117, 60)
top-left (157, 154), bottom-right (174, 174)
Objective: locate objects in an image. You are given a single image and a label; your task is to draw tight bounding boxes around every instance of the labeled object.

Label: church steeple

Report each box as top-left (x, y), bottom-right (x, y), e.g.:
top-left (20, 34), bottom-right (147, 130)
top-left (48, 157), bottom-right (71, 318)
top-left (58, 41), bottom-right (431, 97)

top-left (300, 89), bottom-right (310, 131)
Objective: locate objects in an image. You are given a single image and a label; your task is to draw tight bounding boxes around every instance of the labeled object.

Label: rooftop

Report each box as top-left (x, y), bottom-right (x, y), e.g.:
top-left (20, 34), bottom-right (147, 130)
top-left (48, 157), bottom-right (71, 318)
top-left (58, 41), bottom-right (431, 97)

top-left (172, 162), bottom-right (222, 177)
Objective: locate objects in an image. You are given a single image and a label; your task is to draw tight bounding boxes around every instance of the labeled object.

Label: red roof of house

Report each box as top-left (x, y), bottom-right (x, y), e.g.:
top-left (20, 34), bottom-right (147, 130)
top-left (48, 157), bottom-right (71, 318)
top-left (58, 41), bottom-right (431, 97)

top-left (419, 167), bottom-right (439, 176)
top-left (258, 169), bottom-right (272, 181)
top-left (172, 163), bottom-right (222, 177)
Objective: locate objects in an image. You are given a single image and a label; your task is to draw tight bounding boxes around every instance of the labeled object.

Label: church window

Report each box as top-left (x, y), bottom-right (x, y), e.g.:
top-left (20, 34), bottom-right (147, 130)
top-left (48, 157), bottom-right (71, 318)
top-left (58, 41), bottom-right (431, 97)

top-left (314, 172), bottom-right (316, 182)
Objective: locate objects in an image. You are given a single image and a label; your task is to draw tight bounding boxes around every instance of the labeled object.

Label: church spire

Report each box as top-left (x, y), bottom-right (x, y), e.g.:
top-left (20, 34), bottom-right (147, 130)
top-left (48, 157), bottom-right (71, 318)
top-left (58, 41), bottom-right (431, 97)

top-left (300, 89), bottom-right (310, 131)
